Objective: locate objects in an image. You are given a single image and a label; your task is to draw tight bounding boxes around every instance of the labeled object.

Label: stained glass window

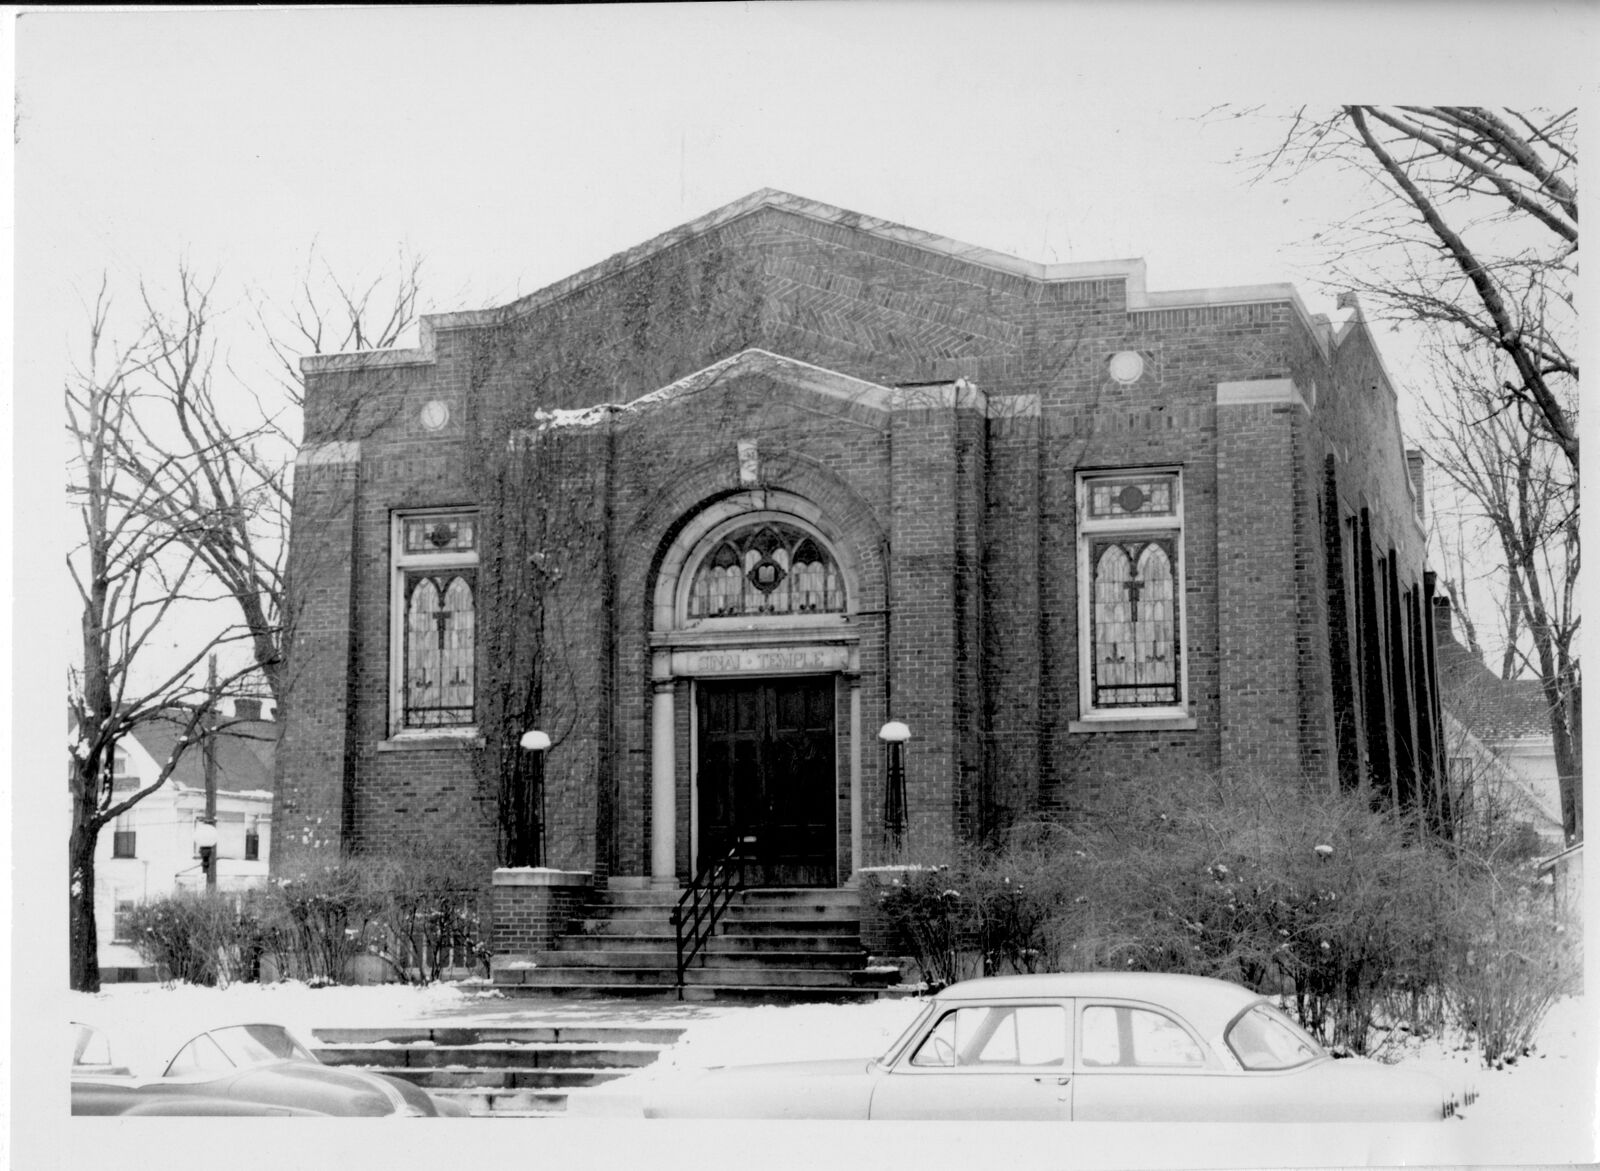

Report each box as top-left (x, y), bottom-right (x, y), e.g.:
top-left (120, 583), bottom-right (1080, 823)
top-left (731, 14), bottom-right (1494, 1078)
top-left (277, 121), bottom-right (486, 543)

top-left (1079, 471), bottom-right (1184, 714)
top-left (394, 511), bottom-right (478, 730)
top-left (1089, 536), bottom-right (1179, 707)
top-left (687, 522), bottom-right (845, 619)
top-left (403, 572), bottom-right (476, 727)
top-left (403, 515), bottom-right (476, 555)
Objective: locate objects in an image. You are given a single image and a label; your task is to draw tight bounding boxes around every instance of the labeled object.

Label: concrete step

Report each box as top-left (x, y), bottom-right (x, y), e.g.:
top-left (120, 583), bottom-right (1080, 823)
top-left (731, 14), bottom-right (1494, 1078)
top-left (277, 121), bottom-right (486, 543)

top-left (717, 917), bottom-right (862, 935)
top-left (312, 1024), bottom-right (684, 1046)
top-left (376, 1066), bottom-right (633, 1091)
top-left (495, 982), bottom-right (886, 1005)
top-left (556, 932), bottom-right (862, 954)
top-left (529, 949), bottom-right (871, 970)
top-left (425, 1086), bottom-right (569, 1117)
top-left (308, 1023), bottom-right (686, 1117)
top-left (503, 965), bottom-right (896, 989)
top-left (314, 1042), bottom-right (665, 1070)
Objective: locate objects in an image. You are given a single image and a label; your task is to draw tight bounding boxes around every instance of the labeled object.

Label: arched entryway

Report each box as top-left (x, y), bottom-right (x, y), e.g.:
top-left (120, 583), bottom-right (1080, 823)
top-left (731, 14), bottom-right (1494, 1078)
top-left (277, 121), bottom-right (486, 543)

top-left (649, 492), bottom-right (864, 889)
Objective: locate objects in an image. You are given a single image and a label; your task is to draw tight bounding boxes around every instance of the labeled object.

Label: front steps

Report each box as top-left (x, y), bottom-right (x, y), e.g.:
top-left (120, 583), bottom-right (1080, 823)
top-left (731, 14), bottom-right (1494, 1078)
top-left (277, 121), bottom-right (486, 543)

top-left (311, 1023), bottom-right (684, 1117)
top-left (493, 887), bottom-right (899, 1002)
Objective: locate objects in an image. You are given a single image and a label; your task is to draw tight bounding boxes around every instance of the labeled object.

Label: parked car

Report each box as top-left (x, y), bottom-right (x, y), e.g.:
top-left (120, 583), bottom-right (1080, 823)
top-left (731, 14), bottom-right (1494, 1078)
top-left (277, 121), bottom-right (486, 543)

top-left (71, 1020), bottom-right (466, 1116)
top-left (643, 972), bottom-right (1475, 1122)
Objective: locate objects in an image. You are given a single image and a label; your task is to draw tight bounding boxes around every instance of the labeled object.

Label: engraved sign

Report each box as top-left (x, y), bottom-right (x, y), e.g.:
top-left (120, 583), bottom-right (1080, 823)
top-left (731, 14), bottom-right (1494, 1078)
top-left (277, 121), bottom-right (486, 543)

top-left (670, 645), bottom-right (850, 677)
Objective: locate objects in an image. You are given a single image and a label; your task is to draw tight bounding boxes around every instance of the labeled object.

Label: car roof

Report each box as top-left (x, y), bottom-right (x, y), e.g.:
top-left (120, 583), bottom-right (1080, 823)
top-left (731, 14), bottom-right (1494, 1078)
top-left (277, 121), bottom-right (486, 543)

top-left (935, 972), bottom-right (1267, 1037)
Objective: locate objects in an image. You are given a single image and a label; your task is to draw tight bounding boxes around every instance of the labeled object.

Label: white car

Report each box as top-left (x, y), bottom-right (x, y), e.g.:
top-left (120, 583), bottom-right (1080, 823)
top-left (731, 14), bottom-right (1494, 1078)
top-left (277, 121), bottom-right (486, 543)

top-left (644, 972), bottom-right (1473, 1123)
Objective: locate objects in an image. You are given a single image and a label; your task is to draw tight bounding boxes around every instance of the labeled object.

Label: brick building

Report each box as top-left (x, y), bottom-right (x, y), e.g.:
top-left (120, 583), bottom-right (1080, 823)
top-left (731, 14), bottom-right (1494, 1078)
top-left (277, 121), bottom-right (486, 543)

top-left (272, 190), bottom-right (1445, 894)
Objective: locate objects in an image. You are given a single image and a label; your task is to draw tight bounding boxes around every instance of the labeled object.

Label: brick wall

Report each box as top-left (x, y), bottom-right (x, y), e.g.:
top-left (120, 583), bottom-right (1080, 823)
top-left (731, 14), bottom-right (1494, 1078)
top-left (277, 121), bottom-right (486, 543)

top-left (490, 869), bottom-right (594, 956)
top-left (284, 200), bottom-right (1444, 880)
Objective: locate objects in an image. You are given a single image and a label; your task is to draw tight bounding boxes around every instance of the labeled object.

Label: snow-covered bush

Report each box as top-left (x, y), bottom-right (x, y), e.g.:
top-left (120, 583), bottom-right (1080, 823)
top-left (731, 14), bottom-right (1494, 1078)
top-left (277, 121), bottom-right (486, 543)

top-left (875, 867), bottom-right (974, 990)
top-left (258, 863), bottom-right (375, 985)
top-left (881, 770), bottom-right (1573, 1060)
top-left (123, 892), bottom-right (265, 988)
top-left (358, 838), bottom-right (490, 983)
top-left (1440, 857), bottom-right (1580, 1067)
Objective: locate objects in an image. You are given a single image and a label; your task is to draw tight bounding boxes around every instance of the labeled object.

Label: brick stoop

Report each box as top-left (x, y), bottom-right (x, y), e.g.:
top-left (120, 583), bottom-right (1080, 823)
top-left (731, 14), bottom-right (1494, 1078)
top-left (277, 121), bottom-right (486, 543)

top-left (310, 1023), bottom-right (685, 1117)
top-left (492, 888), bottom-right (900, 1002)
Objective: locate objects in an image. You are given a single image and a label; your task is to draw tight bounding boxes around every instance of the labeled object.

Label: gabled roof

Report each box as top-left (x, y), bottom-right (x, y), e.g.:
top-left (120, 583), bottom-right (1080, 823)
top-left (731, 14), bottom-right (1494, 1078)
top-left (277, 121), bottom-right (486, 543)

top-left (303, 189), bottom-right (1324, 374)
top-left (122, 711), bottom-right (277, 798)
top-left (1435, 636), bottom-right (1553, 743)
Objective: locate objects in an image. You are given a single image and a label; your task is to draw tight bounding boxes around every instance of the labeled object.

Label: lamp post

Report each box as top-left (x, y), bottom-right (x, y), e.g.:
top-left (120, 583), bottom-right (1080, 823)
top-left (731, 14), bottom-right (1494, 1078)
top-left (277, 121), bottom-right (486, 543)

top-left (519, 729), bottom-right (552, 867)
top-left (193, 819), bottom-right (219, 891)
top-left (878, 720), bottom-right (911, 851)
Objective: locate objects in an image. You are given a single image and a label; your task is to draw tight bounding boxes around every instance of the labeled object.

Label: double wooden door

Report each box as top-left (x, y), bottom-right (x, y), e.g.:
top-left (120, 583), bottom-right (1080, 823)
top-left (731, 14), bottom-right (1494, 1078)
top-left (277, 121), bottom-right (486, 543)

top-left (697, 677), bottom-right (836, 887)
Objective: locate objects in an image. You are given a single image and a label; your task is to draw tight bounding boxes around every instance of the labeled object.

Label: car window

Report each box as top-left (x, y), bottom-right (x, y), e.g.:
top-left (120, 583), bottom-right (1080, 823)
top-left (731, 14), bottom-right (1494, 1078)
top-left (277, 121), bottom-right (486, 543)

top-left (164, 1032), bottom-right (234, 1077)
top-left (909, 1005), bottom-right (1066, 1068)
top-left (72, 1024), bottom-right (114, 1069)
top-left (1225, 1004), bottom-right (1324, 1070)
top-left (209, 1025), bottom-right (314, 1066)
top-left (1080, 1005), bottom-right (1206, 1068)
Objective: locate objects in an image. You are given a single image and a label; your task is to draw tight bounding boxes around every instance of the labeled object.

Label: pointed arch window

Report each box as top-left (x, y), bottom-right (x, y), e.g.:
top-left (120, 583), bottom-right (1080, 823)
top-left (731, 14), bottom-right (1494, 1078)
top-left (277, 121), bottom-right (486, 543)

top-left (1078, 471), bottom-right (1186, 716)
top-left (392, 510), bottom-right (478, 730)
top-left (686, 521), bottom-right (846, 620)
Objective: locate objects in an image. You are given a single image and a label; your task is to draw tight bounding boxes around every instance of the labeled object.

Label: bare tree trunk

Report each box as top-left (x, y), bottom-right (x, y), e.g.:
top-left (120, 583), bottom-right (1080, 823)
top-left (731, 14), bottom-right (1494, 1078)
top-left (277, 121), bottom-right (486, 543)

top-left (70, 795), bottom-right (102, 993)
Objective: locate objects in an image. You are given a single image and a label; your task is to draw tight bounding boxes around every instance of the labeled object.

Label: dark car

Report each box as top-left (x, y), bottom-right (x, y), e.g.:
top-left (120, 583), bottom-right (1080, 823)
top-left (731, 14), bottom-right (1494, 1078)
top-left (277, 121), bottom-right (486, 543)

top-left (71, 1020), bottom-right (465, 1117)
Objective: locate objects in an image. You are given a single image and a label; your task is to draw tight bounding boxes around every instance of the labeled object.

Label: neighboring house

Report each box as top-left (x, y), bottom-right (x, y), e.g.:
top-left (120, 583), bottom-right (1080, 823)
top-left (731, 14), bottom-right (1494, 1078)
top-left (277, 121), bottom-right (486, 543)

top-left (92, 701), bottom-right (276, 981)
top-left (1432, 595), bottom-right (1565, 846)
top-left (275, 189), bottom-right (1447, 891)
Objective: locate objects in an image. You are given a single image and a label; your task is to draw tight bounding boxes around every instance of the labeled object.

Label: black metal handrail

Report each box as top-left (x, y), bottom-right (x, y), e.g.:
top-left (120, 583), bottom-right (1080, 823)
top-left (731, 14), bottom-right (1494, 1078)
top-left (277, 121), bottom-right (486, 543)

top-left (669, 839), bottom-right (752, 999)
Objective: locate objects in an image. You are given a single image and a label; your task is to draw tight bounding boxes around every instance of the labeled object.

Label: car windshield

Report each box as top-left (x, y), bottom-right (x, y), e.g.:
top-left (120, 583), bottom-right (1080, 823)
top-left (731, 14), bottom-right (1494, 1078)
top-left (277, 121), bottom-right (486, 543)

top-left (164, 1025), bottom-right (315, 1077)
top-left (1225, 1003), bottom-right (1325, 1070)
top-left (208, 1025), bottom-right (316, 1066)
top-left (879, 1002), bottom-right (939, 1064)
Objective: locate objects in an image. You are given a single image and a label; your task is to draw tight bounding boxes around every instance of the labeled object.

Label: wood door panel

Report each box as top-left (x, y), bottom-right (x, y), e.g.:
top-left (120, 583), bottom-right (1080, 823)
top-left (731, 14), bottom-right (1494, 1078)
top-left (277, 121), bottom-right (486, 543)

top-left (697, 677), bottom-right (836, 886)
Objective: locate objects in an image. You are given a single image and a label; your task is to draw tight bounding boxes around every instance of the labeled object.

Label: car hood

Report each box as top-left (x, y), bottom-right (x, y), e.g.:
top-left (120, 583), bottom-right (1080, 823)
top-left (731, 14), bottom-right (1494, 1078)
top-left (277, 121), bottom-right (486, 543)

top-left (231, 1061), bottom-right (415, 1115)
top-left (1274, 1056), bottom-right (1460, 1121)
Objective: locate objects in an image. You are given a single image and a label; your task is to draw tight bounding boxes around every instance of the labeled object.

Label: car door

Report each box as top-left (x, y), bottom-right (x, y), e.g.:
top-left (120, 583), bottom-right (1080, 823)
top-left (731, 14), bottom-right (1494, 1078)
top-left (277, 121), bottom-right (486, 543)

top-left (1069, 999), bottom-right (1240, 1121)
top-left (869, 1001), bottom-right (1073, 1121)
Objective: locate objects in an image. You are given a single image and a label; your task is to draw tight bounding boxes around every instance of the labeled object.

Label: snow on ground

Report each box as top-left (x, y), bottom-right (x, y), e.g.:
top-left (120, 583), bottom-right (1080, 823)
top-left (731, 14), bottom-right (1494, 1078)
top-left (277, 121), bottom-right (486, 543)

top-left (64, 979), bottom-right (1596, 1165)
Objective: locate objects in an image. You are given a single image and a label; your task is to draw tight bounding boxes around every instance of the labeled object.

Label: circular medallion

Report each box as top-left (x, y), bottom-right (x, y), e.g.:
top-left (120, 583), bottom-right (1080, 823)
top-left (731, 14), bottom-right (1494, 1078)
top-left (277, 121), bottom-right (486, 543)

top-left (1107, 351), bottom-right (1145, 385)
top-left (419, 400), bottom-right (451, 431)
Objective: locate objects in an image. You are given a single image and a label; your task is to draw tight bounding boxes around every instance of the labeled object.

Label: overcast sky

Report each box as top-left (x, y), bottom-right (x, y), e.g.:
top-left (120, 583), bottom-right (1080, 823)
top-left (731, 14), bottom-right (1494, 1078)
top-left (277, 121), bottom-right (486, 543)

top-left (22, 1), bottom-right (1595, 683)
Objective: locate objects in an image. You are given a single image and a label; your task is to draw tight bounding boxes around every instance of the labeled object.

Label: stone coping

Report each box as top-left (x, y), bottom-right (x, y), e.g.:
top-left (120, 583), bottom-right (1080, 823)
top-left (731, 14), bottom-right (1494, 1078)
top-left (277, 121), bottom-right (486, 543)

top-left (491, 867), bottom-right (594, 889)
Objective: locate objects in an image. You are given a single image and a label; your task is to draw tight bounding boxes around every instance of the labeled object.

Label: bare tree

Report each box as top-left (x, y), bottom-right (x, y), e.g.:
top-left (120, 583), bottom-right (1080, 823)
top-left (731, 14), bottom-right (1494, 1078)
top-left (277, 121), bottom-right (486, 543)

top-left (103, 253), bottom-right (422, 707)
top-left (66, 282), bottom-right (258, 991)
top-left (1426, 341), bottom-right (1580, 842)
top-left (1247, 106), bottom-right (1577, 474)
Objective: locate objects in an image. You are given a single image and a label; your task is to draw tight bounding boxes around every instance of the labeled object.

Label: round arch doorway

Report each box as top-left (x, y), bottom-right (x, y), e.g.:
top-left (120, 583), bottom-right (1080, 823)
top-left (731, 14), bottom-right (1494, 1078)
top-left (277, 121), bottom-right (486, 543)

top-left (649, 490), bottom-right (866, 890)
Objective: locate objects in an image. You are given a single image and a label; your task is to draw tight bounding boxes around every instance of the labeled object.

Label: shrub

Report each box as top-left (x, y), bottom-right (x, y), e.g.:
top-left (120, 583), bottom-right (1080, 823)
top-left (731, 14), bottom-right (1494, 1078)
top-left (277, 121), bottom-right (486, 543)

top-left (876, 867), bottom-right (972, 990)
top-left (123, 892), bottom-right (264, 988)
top-left (1441, 859), bottom-right (1580, 1067)
top-left (258, 862), bottom-right (375, 985)
top-left (359, 838), bottom-right (491, 983)
top-left (878, 769), bottom-right (1573, 1063)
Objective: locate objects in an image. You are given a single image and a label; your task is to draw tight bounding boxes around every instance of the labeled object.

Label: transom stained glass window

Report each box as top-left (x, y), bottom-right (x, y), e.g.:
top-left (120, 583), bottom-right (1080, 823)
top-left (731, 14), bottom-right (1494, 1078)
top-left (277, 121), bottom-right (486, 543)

top-left (394, 510), bottom-right (478, 730)
top-left (1079, 470), bottom-right (1184, 714)
top-left (1086, 474), bottom-right (1175, 520)
top-left (403, 515), bottom-right (476, 555)
top-left (687, 522), bottom-right (845, 619)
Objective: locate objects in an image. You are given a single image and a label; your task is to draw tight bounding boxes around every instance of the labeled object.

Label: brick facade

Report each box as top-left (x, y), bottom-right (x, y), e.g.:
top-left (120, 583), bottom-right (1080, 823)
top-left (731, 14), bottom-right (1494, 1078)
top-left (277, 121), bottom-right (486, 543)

top-left (272, 191), bottom-right (1445, 888)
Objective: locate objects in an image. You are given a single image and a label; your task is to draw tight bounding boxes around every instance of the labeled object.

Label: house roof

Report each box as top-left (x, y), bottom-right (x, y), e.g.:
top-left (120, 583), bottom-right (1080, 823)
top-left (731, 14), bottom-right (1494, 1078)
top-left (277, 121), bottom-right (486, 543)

top-left (1435, 629), bottom-right (1553, 744)
top-left (123, 711), bottom-right (277, 798)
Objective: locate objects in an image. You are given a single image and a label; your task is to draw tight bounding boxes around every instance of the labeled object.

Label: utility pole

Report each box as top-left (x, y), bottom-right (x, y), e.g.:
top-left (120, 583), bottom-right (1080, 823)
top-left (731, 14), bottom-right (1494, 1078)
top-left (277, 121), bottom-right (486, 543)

top-left (202, 654), bottom-right (218, 891)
